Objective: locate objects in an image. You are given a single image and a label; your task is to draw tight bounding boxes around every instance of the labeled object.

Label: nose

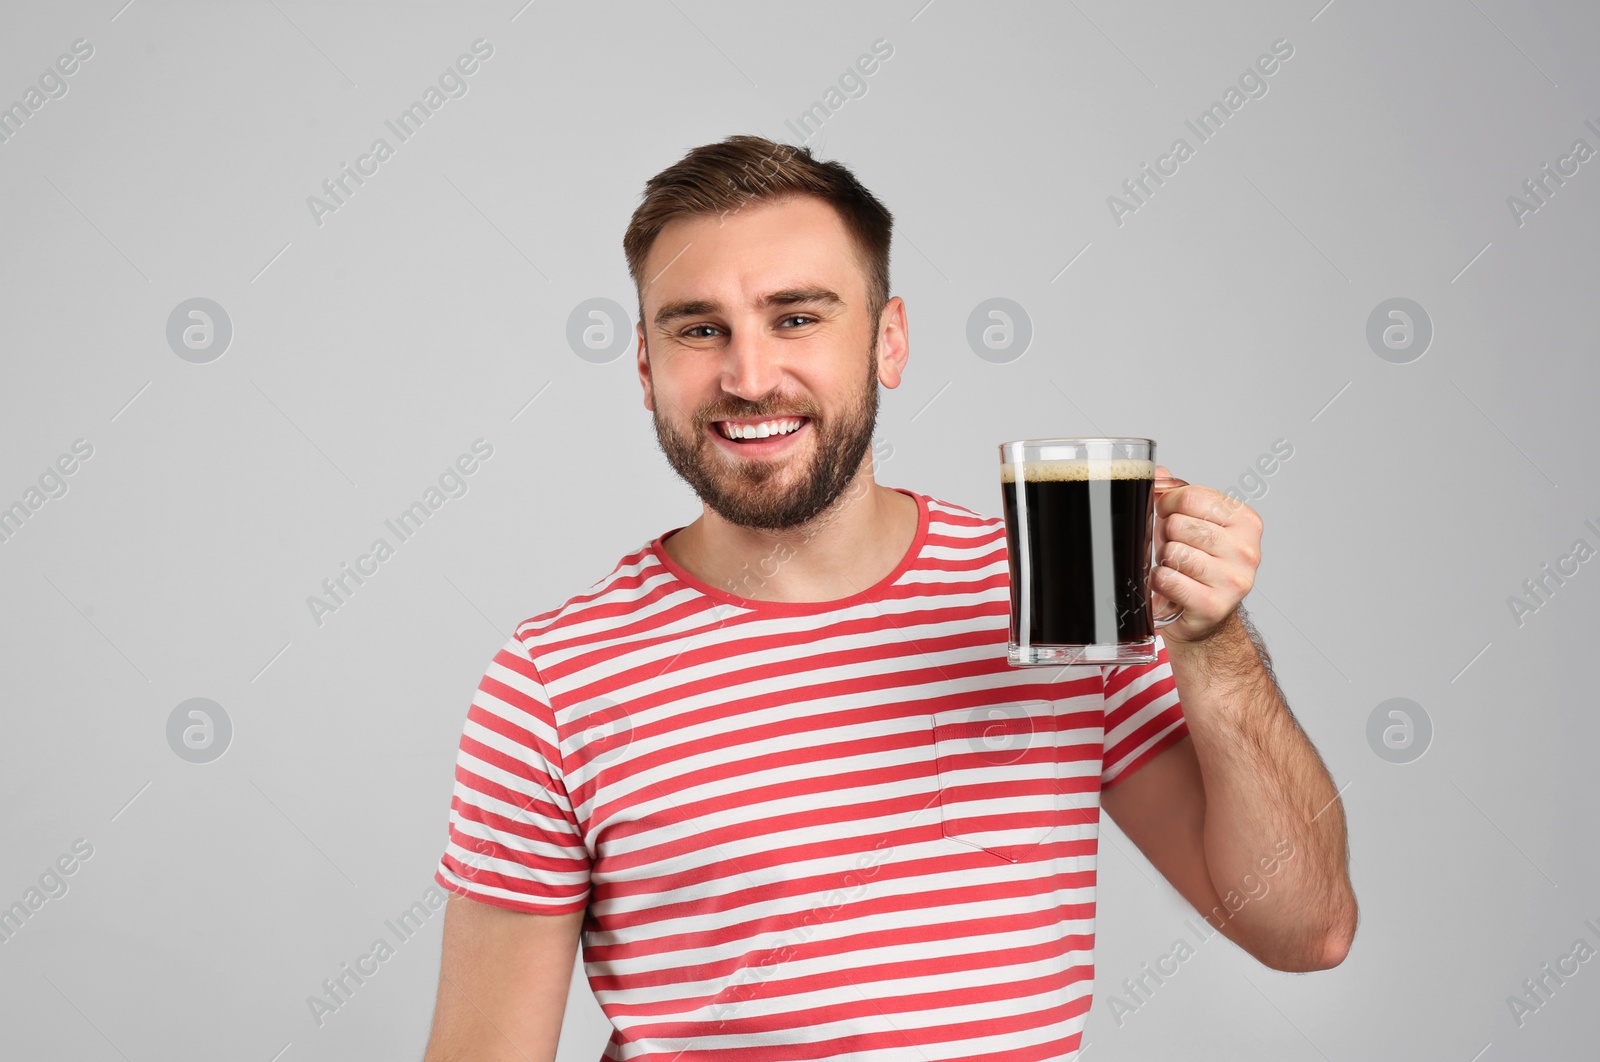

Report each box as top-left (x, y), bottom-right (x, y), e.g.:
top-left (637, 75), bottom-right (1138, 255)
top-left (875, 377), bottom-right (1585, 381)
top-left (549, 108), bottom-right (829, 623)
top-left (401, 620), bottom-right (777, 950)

top-left (719, 326), bottom-right (784, 403)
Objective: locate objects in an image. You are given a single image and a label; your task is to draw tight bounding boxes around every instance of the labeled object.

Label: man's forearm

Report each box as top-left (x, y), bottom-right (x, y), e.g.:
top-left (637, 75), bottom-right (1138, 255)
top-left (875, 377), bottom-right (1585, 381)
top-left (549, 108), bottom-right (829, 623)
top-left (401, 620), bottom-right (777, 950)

top-left (1164, 606), bottom-right (1357, 971)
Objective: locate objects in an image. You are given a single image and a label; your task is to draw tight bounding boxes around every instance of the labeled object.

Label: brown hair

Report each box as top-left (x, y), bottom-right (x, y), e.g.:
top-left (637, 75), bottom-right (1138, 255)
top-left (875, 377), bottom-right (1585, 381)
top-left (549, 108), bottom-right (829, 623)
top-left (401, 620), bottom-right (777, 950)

top-left (623, 134), bottom-right (894, 327)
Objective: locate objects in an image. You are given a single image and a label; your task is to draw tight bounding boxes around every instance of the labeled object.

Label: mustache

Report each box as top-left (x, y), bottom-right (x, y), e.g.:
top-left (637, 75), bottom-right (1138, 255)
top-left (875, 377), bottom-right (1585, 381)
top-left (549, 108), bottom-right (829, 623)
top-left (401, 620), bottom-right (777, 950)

top-left (698, 399), bottom-right (820, 426)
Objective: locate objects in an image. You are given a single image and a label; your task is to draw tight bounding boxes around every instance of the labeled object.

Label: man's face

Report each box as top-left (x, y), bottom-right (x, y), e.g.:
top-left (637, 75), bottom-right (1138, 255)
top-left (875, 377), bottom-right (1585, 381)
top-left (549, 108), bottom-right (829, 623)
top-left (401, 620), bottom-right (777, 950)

top-left (635, 195), bottom-right (900, 531)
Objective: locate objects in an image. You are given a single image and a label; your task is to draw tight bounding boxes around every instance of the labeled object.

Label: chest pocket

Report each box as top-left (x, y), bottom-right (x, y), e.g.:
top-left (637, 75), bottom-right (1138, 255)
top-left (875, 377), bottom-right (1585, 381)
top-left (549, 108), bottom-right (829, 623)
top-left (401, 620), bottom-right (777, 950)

top-left (931, 699), bottom-right (1100, 863)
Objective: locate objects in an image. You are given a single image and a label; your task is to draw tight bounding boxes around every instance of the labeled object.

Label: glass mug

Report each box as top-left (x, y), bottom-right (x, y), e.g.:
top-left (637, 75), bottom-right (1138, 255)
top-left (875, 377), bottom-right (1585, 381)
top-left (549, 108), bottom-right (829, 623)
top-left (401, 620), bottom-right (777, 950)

top-left (999, 438), bottom-right (1187, 666)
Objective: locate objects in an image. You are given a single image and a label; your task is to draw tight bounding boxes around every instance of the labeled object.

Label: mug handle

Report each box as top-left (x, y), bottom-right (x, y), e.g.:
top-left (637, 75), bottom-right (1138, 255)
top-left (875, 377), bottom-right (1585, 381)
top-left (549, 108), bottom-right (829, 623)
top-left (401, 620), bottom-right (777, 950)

top-left (1151, 476), bottom-right (1188, 627)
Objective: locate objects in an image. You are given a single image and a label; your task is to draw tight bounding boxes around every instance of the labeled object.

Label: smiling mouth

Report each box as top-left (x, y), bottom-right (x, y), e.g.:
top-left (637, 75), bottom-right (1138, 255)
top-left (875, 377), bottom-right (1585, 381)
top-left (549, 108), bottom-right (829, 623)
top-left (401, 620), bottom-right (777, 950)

top-left (712, 416), bottom-right (810, 443)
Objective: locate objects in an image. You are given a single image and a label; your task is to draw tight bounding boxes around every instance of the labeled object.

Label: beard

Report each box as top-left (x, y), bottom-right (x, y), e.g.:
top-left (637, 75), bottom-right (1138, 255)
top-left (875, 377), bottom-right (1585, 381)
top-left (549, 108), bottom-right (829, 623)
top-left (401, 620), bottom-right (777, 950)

top-left (650, 337), bottom-right (880, 532)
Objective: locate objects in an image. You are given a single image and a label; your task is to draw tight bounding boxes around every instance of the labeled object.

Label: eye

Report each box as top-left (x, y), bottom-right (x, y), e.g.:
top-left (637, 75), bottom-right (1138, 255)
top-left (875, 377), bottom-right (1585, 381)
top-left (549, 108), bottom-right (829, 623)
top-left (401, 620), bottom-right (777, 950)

top-left (681, 324), bottom-right (721, 339)
top-left (779, 314), bottom-right (817, 328)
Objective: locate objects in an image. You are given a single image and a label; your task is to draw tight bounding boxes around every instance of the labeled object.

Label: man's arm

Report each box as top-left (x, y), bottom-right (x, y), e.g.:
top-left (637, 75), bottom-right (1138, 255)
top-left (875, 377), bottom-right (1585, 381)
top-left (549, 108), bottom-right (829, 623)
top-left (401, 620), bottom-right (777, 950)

top-left (1102, 608), bottom-right (1357, 972)
top-left (422, 893), bottom-right (584, 1061)
top-left (1101, 469), bottom-right (1356, 972)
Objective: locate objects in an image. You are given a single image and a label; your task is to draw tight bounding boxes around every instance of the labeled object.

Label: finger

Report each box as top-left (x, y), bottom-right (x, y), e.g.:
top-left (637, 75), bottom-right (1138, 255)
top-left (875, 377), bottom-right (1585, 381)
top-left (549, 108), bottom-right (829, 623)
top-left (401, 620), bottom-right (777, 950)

top-left (1161, 532), bottom-right (1257, 599)
top-left (1160, 483), bottom-right (1261, 529)
top-left (1165, 515), bottom-right (1260, 583)
top-left (1164, 511), bottom-right (1260, 575)
top-left (1151, 563), bottom-right (1230, 618)
top-left (1163, 513), bottom-right (1230, 559)
top-left (1160, 537), bottom-right (1214, 584)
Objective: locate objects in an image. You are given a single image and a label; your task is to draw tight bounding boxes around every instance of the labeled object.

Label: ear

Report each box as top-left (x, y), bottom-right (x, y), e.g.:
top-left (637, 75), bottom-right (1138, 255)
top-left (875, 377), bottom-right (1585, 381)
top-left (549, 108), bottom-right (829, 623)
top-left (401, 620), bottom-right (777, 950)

top-left (875, 296), bottom-right (909, 389)
top-left (636, 320), bottom-right (653, 412)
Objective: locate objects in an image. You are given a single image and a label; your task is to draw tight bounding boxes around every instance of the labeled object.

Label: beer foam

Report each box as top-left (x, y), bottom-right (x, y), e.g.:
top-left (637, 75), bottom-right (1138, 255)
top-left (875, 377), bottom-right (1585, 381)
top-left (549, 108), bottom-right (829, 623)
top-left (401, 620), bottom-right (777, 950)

top-left (1000, 458), bottom-right (1154, 483)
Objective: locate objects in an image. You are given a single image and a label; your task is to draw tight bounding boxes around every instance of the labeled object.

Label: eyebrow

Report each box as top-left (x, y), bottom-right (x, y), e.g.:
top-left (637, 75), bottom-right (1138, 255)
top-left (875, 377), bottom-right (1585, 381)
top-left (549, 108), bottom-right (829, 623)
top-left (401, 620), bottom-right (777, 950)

top-left (652, 287), bottom-right (844, 328)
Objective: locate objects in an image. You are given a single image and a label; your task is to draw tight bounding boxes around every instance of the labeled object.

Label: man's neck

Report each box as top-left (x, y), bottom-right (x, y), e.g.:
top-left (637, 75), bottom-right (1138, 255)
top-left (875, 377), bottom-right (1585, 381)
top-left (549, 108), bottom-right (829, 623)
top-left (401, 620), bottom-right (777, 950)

top-left (662, 473), bottom-right (920, 604)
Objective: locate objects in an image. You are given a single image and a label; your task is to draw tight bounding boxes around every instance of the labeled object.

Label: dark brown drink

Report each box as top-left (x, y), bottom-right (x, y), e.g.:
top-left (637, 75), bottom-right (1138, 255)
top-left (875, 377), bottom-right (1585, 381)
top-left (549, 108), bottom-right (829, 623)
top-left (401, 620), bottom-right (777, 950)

top-left (1000, 458), bottom-right (1155, 650)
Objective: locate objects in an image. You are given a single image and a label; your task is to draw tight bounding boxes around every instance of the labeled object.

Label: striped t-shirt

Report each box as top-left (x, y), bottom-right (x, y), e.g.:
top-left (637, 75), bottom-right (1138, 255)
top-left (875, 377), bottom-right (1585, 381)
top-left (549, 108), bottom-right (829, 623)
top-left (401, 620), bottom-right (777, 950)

top-left (435, 487), bottom-right (1187, 1060)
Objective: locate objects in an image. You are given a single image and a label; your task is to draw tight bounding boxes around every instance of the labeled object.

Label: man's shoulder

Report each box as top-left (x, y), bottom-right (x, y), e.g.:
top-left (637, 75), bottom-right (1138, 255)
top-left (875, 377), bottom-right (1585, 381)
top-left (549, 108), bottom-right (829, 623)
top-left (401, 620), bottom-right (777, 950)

top-left (917, 490), bottom-right (1004, 532)
top-left (500, 496), bottom-right (1005, 664)
top-left (506, 535), bottom-right (670, 657)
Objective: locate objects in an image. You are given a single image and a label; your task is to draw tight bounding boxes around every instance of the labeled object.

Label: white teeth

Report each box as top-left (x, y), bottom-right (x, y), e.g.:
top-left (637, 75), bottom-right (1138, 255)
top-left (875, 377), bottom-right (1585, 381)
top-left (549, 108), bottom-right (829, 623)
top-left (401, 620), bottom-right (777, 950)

top-left (719, 417), bottom-right (804, 440)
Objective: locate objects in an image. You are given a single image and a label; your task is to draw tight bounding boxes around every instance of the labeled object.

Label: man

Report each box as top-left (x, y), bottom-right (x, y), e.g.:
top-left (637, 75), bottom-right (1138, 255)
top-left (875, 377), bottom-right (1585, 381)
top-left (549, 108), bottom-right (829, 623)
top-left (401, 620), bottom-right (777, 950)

top-left (423, 135), bottom-right (1356, 1061)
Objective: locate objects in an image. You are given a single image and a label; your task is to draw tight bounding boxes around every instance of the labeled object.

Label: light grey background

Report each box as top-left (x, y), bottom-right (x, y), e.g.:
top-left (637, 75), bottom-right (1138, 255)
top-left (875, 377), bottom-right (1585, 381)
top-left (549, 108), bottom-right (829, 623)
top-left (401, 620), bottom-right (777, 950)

top-left (1, 1), bottom-right (1596, 1059)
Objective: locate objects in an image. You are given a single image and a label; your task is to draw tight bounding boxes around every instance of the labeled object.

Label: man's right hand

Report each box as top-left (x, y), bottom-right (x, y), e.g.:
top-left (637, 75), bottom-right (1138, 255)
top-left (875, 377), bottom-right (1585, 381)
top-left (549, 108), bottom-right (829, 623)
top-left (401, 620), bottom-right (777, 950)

top-left (421, 893), bottom-right (585, 1061)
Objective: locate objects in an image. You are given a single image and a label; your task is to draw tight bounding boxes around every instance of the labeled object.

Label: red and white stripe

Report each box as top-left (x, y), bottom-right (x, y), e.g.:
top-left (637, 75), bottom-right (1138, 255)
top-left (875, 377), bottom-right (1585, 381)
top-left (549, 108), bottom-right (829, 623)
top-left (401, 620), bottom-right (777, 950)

top-left (437, 489), bottom-right (1187, 1060)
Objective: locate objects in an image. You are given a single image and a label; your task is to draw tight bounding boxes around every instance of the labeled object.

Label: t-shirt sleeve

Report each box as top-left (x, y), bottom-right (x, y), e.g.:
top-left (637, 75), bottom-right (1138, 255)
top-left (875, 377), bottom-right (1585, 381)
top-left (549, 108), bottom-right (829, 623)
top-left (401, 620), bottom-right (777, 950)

top-left (434, 634), bottom-right (591, 914)
top-left (1100, 631), bottom-right (1189, 789)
